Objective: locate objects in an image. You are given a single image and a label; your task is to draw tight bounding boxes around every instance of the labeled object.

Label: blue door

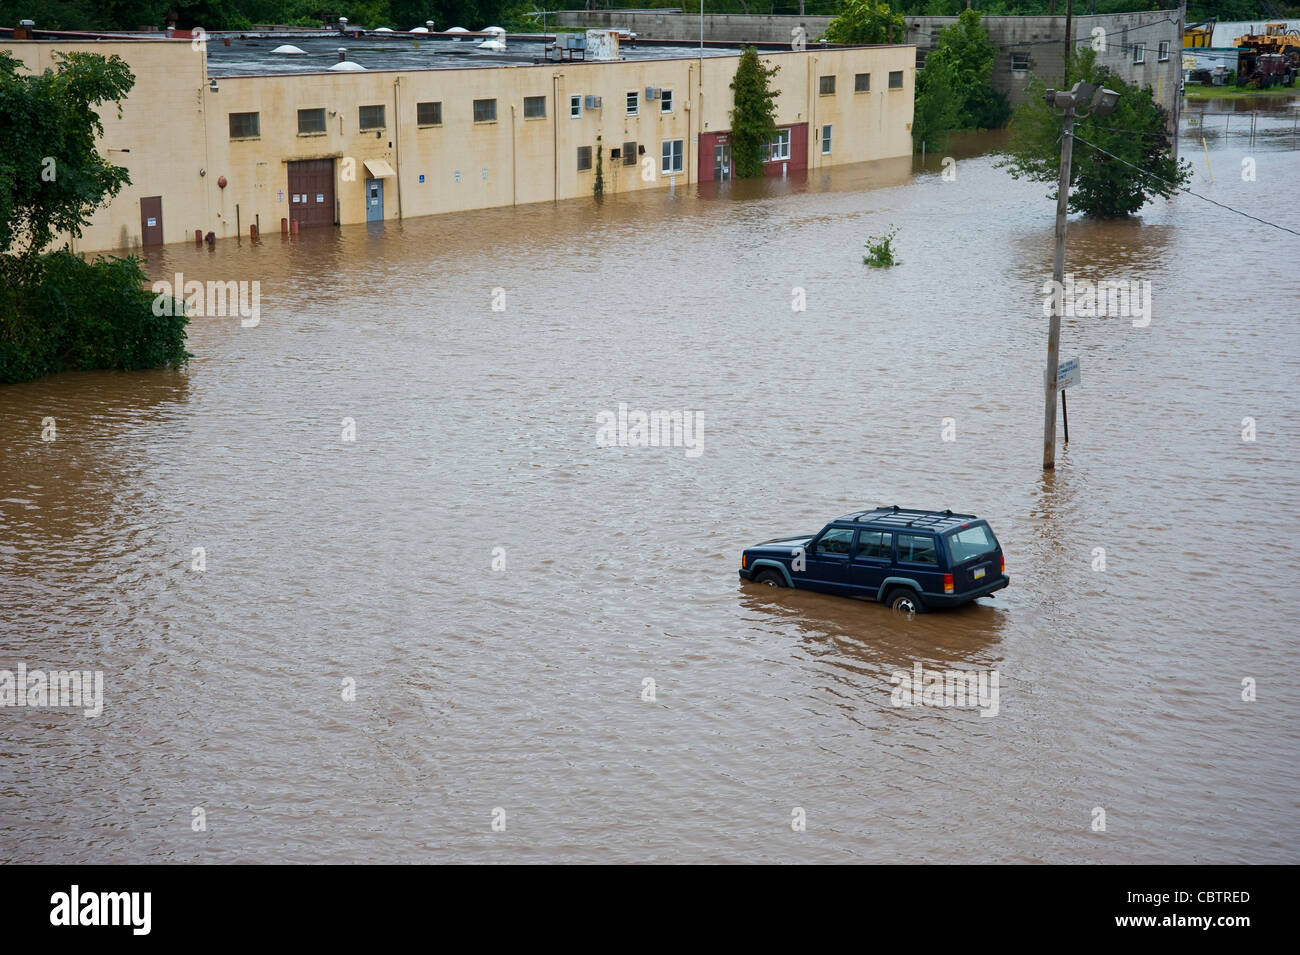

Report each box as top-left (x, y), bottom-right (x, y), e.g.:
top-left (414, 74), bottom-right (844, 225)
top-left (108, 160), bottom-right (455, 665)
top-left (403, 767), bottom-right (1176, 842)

top-left (803, 526), bottom-right (854, 595)
top-left (849, 529), bottom-right (894, 598)
top-left (365, 178), bottom-right (384, 222)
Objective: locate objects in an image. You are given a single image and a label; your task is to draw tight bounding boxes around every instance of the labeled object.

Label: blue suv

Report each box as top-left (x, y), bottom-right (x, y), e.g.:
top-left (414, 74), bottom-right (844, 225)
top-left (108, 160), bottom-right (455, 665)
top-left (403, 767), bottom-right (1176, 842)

top-left (738, 507), bottom-right (1009, 613)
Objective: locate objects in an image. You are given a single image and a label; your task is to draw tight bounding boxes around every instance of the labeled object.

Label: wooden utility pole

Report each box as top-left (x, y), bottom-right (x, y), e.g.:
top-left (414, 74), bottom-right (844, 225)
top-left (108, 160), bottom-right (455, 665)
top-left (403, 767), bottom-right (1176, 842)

top-left (1063, 0), bottom-right (1074, 85)
top-left (1044, 96), bottom-right (1078, 471)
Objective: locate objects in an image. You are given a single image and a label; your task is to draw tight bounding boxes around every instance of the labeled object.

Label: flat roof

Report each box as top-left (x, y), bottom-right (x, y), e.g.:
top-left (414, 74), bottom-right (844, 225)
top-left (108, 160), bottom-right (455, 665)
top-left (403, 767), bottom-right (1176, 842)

top-left (204, 32), bottom-right (745, 77)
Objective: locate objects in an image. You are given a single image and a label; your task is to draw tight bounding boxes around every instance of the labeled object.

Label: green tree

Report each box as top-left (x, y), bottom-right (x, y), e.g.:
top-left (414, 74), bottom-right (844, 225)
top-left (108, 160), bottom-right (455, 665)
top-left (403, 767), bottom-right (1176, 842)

top-left (911, 52), bottom-right (961, 149)
top-left (823, 0), bottom-right (905, 45)
top-left (0, 51), bottom-right (133, 263)
top-left (997, 48), bottom-right (1192, 218)
top-left (729, 47), bottom-right (779, 180)
top-left (931, 10), bottom-right (1009, 130)
top-left (0, 51), bottom-right (188, 382)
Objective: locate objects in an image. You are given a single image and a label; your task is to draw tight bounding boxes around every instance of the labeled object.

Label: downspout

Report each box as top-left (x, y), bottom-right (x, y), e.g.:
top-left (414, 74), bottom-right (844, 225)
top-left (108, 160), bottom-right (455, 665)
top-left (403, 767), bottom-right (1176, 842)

top-left (511, 103), bottom-right (518, 206)
top-left (687, 61), bottom-right (694, 185)
top-left (553, 73), bottom-right (560, 202)
top-left (393, 76), bottom-right (404, 220)
top-left (808, 55), bottom-right (816, 170)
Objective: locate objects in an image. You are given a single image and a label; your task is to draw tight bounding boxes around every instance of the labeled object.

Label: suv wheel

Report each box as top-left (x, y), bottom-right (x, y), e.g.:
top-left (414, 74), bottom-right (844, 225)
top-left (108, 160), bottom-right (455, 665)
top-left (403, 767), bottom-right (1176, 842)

top-left (886, 588), bottom-right (925, 615)
top-left (754, 569), bottom-right (786, 588)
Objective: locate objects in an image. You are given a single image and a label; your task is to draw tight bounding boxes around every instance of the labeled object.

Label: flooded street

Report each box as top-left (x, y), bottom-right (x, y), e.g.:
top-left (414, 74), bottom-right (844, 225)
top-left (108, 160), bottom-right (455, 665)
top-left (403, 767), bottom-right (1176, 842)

top-left (2, 107), bottom-right (1297, 863)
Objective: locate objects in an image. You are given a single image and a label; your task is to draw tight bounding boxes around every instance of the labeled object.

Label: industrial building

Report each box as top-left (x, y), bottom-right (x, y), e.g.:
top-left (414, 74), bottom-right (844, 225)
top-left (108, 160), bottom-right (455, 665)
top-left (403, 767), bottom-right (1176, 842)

top-left (0, 27), bottom-right (915, 253)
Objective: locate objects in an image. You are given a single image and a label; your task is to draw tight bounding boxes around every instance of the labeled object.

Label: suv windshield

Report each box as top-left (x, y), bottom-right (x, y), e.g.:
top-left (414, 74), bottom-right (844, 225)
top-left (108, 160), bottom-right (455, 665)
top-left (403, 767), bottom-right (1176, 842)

top-left (945, 524), bottom-right (998, 564)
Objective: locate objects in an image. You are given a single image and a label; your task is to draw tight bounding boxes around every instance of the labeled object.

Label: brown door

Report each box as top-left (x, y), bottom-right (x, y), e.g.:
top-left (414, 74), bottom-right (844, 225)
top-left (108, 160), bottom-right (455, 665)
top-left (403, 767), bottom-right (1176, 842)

top-left (287, 159), bottom-right (335, 228)
top-left (140, 196), bottom-right (163, 246)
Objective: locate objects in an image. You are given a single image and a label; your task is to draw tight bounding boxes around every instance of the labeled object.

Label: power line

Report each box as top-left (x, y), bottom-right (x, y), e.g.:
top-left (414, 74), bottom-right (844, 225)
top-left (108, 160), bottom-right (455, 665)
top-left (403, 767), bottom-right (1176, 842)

top-left (1072, 132), bottom-right (1300, 237)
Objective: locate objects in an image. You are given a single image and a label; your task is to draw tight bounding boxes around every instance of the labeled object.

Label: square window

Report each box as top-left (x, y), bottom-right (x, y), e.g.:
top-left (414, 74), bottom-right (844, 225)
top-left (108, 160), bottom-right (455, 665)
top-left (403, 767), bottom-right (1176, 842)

top-left (764, 128), bottom-right (790, 162)
top-left (570, 94), bottom-right (582, 118)
top-left (577, 145), bottom-right (592, 171)
top-left (473, 99), bottom-right (497, 123)
top-left (416, 101), bottom-right (442, 126)
top-left (359, 104), bottom-right (385, 131)
top-left (228, 111), bottom-right (259, 139)
top-left (297, 107), bottom-right (326, 135)
top-left (523, 95), bottom-right (546, 119)
top-left (819, 74), bottom-right (836, 95)
top-left (888, 70), bottom-right (904, 89)
top-left (821, 124), bottom-right (832, 155)
top-left (1010, 52), bottom-right (1030, 72)
top-left (661, 138), bottom-right (683, 174)
top-left (661, 89), bottom-right (673, 112)
top-left (626, 90), bottom-right (639, 116)
top-left (855, 72), bottom-right (870, 92)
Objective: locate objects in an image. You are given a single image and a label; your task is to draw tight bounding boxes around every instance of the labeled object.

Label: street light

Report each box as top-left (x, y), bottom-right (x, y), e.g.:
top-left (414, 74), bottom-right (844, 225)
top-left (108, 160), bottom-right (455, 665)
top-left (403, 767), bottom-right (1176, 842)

top-left (1040, 80), bottom-right (1119, 470)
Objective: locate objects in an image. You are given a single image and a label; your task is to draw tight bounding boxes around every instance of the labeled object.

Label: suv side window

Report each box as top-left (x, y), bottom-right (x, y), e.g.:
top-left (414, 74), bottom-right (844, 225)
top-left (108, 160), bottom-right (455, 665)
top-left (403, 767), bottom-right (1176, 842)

top-left (897, 533), bottom-right (938, 564)
top-left (814, 527), bottom-right (854, 556)
top-left (855, 530), bottom-right (893, 560)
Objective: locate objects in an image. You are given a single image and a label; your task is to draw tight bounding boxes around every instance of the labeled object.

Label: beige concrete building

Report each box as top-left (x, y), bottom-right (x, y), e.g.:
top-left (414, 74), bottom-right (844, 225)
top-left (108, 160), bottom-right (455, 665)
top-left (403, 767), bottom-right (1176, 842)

top-left (0, 34), bottom-right (914, 253)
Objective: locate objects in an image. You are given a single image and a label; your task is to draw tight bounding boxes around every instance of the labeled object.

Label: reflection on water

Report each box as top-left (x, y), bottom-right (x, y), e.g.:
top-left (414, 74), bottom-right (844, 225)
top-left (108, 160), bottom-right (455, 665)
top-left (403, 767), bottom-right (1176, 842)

top-left (1, 104), bottom-right (1297, 863)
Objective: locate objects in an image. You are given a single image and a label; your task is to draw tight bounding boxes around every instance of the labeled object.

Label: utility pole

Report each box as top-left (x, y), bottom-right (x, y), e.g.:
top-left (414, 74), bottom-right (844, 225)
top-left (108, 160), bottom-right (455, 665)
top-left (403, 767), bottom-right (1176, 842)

top-left (1173, 0), bottom-right (1187, 157)
top-left (1043, 99), bottom-right (1075, 471)
top-left (1063, 0), bottom-right (1074, 86)
top-left (1042, 82), bottom-right (1118, 470)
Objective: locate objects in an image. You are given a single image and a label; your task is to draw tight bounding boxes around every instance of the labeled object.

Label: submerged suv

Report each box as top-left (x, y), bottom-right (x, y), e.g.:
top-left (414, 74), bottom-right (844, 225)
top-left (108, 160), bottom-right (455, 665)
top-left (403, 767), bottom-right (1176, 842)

top-left (738, 507), bottom-right (1008, 613)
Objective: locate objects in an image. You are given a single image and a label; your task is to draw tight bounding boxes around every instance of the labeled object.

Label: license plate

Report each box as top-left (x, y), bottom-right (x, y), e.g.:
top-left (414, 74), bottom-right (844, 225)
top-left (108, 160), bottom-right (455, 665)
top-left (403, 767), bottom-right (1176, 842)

top-left (974, 568), bottom-right (986, 580)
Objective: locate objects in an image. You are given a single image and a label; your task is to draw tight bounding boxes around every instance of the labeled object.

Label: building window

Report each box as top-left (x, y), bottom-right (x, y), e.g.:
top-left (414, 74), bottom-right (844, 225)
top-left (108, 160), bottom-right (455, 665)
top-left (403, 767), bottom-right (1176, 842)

top-left (761, 128), bottom-right (791, 162)
top-left (228, 111), bottom-right (259, 139)
top-left (416, 101), bottom-right (442, 126)
top-left (359, 105), bottom-right (385, 131)
top-left (1133, 42), bottom-right (1145, 64)
top-left (577, 146), bottom-right (592, 171)
top-left (626, 90), bottom-right (639, 116)
top-left (888, 70), bottom-right (904, 89)
top-left (819, 74), bottom-right (836, 95)
top-left (661, 139), bottom-right (683, 174)
top-left (661, 89), bottom-right (673, 112)
top-left (1010, 52), bottom-right (1030, 72)
top-left (570, 94), bottom-right (582, 118)
top-left (473, 98), bottom-right (497, 123)
top-left (916, 51), bottom-right (927, 69)
top-left (523, 95), bottom-right (546, 119)
top-left (297, 107), bottom-right (326, 135)
top-left (821, 124), bottom-right (832, 155)
top-left (855, 72), bottom-right (870, 92)
top-left (1158, 40), bottom-right (1170, 62)
top-left (622, 141), bottom-right (637, 166)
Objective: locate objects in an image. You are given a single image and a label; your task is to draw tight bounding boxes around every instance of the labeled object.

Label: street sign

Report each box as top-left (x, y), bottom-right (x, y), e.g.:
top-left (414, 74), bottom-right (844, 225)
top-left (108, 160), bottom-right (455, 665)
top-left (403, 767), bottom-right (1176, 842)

top-left (1055, 357), bottom-right (1081, 391)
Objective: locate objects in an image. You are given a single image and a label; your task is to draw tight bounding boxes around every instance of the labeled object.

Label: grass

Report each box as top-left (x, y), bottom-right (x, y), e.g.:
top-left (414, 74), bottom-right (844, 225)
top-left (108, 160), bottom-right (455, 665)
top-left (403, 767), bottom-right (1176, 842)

top-left (1184, 84), bottom-right (1299, 100)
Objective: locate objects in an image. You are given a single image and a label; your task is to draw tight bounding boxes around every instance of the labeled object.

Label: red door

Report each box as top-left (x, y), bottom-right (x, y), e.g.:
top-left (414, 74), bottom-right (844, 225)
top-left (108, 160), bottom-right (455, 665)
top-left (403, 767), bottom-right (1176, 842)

top-left (140, 196), bottom-right (163, 246)
top-left (287, 160), bottom-right (336, 228)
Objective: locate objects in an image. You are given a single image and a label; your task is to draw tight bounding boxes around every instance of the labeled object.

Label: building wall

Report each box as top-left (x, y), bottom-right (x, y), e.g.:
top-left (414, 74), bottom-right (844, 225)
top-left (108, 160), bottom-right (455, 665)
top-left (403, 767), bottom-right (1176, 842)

top-left (0, 40), bottom-right (914, 252)
top-left (558, 11), bottom-right (1181, 113)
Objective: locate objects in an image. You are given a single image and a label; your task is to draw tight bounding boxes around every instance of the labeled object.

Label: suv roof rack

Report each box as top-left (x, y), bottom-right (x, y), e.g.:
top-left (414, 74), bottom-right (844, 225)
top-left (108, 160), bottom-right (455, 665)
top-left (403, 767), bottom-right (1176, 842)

top-left (836, 507), bottom-right (980, 531)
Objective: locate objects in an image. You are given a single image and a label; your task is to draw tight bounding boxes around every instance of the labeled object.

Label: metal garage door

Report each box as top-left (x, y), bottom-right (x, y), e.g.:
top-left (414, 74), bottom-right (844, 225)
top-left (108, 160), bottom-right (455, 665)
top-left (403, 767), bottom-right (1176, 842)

top-left (287, 159), bottom-right (335, 228)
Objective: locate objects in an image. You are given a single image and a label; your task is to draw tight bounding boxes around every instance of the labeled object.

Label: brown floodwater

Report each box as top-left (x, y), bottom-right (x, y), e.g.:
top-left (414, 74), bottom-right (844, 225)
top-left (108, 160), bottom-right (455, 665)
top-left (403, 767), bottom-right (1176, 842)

top-left (2, 104), bottom-right (1298, 863)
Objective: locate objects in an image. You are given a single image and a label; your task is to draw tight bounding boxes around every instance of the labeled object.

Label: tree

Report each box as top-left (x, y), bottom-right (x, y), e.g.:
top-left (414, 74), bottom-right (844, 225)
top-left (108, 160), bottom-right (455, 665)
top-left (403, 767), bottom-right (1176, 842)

top-left (930, 10), bottom-right (1009, 130)
top-left (823, 0), bottom-right (905, 46)
top-left (911, 52), bottom-right (961, 149)
top-left (0, 51), bottom-right (188, 382)
top-left (0, 51), bottom-right (133, 263)
top-left (729, 47), bottom-right (779, 180)
top-left (997, 48), bottom-right (1192, 218)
